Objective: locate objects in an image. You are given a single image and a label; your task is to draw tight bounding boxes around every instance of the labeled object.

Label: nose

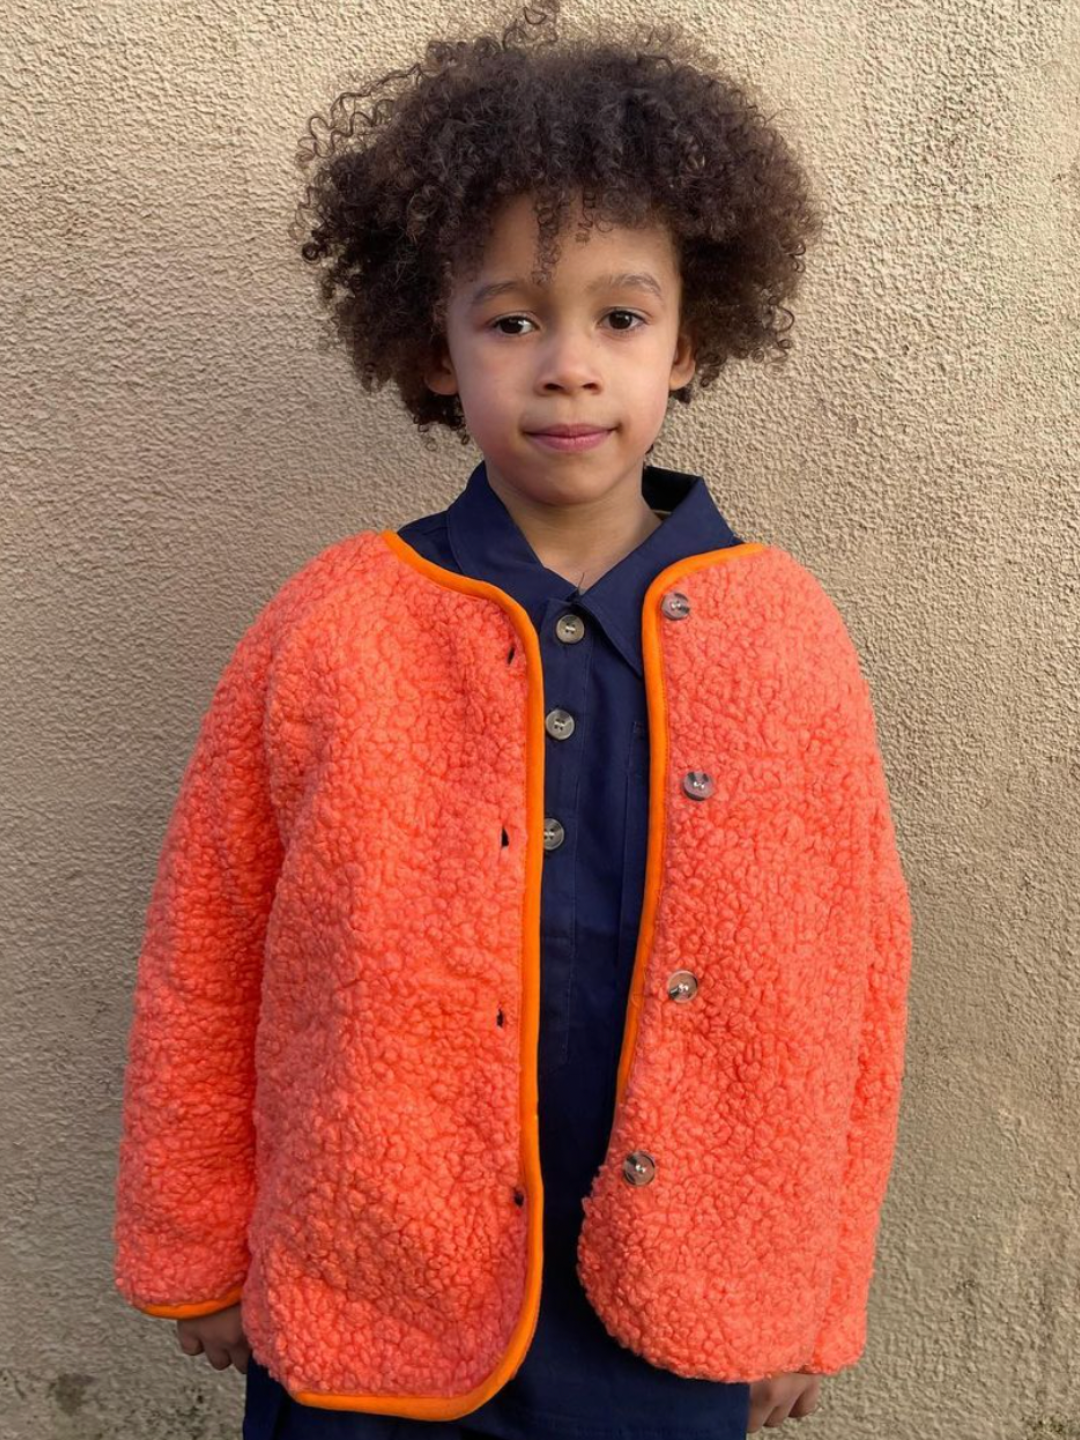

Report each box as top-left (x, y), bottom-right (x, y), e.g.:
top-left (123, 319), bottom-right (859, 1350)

top-left (536, 339), bottom-right (603, 390)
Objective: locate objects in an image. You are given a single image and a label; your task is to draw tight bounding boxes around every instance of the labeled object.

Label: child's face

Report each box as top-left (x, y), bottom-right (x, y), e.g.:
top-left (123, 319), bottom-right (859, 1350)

top-left (425, 191), bottom-right (696, 510)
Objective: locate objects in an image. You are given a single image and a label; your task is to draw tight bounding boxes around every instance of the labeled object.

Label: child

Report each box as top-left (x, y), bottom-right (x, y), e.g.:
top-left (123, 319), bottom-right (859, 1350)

top-left (113, 3), bottom-right (914, 1437)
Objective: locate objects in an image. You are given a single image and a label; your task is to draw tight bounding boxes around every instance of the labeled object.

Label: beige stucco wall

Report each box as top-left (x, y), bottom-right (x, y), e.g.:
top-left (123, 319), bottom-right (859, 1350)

top-left (3, 0), bottom-right (1078, 1435)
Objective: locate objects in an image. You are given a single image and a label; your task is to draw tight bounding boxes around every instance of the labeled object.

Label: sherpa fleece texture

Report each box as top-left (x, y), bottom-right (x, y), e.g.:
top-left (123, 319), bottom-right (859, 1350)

top-left (113, 530), bottom-right (913, 1419)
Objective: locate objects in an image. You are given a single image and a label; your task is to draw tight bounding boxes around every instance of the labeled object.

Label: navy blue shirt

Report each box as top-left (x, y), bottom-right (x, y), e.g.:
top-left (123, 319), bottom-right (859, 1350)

top-left (245, 459), bottom-right (751, 1440)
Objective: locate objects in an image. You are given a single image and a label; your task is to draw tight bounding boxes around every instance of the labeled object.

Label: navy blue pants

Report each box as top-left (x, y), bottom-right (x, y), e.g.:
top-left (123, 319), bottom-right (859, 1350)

top-left (243, 1354), bottom-right (494, 1440)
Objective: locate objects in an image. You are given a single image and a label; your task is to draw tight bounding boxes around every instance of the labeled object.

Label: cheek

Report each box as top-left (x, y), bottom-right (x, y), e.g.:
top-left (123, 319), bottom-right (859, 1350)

top-left (629, 378), bottom-right (673, 424)
top-left (453, 346), bottom-right (498, 396)
top-left (462, 342), bottom-right (514, 386)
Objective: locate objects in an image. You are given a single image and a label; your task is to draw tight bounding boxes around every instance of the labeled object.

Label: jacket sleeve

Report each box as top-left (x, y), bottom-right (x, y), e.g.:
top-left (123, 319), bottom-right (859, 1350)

top-left (804, 632), bottom-right (914, 1374)
top-left (113, 598), bottom-right (283, 1319)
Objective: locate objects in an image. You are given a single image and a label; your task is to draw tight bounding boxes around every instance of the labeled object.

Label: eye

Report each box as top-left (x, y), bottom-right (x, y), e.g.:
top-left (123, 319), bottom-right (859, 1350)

top-left (489, 309), bottom-right (646, 337)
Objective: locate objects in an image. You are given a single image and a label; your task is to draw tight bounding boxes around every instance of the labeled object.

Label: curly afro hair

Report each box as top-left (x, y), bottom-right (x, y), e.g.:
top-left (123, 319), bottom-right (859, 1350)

top-left (291, 0), bottom-right (825, 451)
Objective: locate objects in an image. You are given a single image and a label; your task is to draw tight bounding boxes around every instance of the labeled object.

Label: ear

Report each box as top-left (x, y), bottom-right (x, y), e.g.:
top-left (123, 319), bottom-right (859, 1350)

top-left (670, 327), bottom-right (697, 390)
top-left (424, 337), bottom-right (458, 398)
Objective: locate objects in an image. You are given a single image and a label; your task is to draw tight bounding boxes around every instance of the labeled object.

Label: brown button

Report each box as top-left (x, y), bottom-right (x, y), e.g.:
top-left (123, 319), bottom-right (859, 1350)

top-left (666, 970), bottom-right (698, 1002)
top-left (660, 591), bottom-right (691, 620)
top-left (622, 1151), bottom-right (656, 1186)
top-left (682, 771), bottom-right (715, 800)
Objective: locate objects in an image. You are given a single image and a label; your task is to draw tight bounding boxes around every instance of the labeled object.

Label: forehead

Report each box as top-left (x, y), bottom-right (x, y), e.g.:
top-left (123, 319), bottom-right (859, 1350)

top-left (470, 191), bottom-right (679, 284)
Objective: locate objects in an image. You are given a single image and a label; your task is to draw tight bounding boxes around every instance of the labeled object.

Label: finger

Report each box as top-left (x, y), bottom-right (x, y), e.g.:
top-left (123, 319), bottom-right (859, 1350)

top-left (203, 1344), bottom-right (234, 1371)
top-left (747, 1390), bottom-right (777, 1432)
top-left (177, 1332), bottom-right (204, 1357)
top-left (230, 1341), bottom-right (251, 1375)
top-left (764, 1403), bottom-right (791, 1426)
top-left (790, 1388), bottom-right (819, 1417)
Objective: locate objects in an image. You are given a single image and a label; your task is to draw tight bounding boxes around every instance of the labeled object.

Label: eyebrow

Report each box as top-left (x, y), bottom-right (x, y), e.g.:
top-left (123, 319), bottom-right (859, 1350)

top-left (468, 271), bottom-right (665, 309)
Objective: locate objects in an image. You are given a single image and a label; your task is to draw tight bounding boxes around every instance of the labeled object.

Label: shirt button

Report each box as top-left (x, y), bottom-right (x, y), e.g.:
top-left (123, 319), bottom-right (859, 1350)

top-left (545, 707), bottom-right (576, 740)
top-left (660, 590), bottom-right (691, 620)
top-left (543, 818), bottom-right (566, 850)
top-left (555, 613), bottom-right (586, 643)
top-left (666, 970), bottom-right (699, 1002)
top-left (682, 770), bottom-right (715, 800)
top-left (622, 1151), bottom-right (656, 1186)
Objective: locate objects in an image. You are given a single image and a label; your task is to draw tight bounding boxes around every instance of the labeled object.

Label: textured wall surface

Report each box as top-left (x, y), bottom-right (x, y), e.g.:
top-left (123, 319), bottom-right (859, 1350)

top-left (2, 0), bottom-right (1078, 1435)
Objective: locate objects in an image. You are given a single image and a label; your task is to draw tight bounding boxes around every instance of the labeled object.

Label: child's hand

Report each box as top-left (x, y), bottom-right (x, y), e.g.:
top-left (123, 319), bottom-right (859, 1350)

top-left (747, 1370), bottom-right (822, 1430)
top-left (175, 1303), bottom-right (251, 1374)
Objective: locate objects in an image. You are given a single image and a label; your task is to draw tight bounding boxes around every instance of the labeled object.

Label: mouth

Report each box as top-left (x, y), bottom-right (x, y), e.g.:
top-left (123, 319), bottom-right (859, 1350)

top-left (529, 425), bottom-right (611, 435)
top-left (527, 428), bottom-right (613, 452)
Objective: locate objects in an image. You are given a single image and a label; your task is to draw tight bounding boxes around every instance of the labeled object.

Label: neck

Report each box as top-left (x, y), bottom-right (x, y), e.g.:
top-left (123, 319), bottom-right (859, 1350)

top-left (485, 463), bottom-right (663, 592)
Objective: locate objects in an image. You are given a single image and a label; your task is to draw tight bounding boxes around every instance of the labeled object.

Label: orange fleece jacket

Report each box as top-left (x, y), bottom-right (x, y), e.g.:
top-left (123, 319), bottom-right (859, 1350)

top-left (113, 529), bottom-right (913, 1418)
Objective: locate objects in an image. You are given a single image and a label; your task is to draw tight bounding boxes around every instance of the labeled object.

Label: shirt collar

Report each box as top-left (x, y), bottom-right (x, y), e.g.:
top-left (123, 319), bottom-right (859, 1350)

top-left (445, 458), bottom-right (741, 677)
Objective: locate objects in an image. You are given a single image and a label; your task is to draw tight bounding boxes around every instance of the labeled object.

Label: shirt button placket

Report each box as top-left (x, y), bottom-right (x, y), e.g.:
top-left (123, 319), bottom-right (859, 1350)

top-left (536, 601), bottom-right (589, 1085)
top-left (544, 610), bottom-right (586, 848)
top-left (543, 710), bottom-right (575, 849)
